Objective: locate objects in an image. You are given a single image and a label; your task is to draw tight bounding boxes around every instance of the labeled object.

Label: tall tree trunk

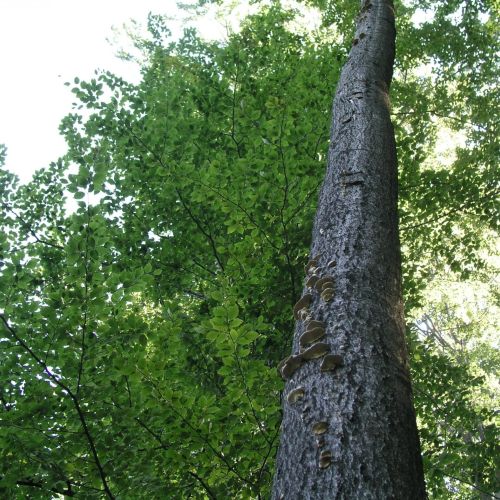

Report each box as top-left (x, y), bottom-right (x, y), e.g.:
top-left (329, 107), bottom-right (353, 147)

top-left (271, 1), bottom-right (427, 498)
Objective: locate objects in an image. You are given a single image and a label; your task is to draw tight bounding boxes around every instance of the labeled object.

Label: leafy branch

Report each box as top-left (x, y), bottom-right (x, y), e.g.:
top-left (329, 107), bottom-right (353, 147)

top-left (0, 314), bottom-right (115, 499)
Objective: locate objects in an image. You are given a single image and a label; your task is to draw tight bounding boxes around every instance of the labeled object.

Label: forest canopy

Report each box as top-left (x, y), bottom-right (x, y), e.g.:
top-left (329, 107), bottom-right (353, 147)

top-left (0, 0), bottom-right (498, 498)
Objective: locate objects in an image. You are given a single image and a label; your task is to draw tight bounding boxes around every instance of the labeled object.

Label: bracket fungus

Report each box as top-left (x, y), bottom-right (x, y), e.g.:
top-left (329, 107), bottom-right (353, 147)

top-left (293, 294), bottom-right (313, 320)
top-left (319, 450), bottom-right (333, 469)
top-left (321, 288), bottom-right (335, 302)
top-left (306, 275), bottom-right (320, 289)
top-left (279, 354), bottom-right (303, 380)
top-left (315, 276), bottom-right (335, 293)
top-left (301, 342), bottom-right (330, 360)
top-left (299, 309), bottom-right (312, 322)
top-left (312, 421), bottom-right (329, 435)
top-left (305, 319), bottom-right (325, 330)
top-left (327, 259), bottom-right (337, 268)
top-left (320, 354), bottom-right (344, 372)
top-left (299, 326), bottom-right (326, 347)
top-left (304, 255), bottom-right (321, 275)
top-left (287, 386), bottom-right (305, 404)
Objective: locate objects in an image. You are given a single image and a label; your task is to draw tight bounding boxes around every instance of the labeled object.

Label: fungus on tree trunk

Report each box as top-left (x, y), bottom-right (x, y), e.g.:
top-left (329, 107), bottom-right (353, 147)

top-left (271, 0), bottom-right (427, 498)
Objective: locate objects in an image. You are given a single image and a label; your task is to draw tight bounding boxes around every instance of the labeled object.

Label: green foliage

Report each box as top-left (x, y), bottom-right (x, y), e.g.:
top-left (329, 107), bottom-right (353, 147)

top-left (0, 1), bottom-right (498, 498)
top-left (410, 332), bottom-right (498, 499)
top-left (0, 6), bottom-right (341, 498)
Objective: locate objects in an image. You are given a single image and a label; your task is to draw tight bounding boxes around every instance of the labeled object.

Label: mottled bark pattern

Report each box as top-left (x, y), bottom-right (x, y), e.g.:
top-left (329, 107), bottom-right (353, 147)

top-left (272, 1), bottom-right (427, 498)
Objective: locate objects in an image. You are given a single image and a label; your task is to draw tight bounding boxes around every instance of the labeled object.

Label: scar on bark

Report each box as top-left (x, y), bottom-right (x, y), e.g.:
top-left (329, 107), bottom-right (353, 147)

top-left (361, 0), bottom-right (372, 13)
top-left (340, 170), bottom-right (364, 187)
top-left (302, 402), bottom-right (311, 416)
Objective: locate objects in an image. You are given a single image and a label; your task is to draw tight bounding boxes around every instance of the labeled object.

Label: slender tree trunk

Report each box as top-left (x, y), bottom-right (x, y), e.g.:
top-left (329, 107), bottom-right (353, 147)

top-left (271, 1), bottom-right (427, 498)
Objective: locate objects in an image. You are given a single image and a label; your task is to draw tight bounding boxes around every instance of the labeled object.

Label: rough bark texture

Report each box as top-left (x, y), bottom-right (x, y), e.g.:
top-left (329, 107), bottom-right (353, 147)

top-left (271, 1), bottom-right (427, 498)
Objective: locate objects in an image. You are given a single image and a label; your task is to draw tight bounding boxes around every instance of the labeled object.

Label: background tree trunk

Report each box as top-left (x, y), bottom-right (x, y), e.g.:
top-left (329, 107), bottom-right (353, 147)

top-left (271, 1), bottom-right (427, 498)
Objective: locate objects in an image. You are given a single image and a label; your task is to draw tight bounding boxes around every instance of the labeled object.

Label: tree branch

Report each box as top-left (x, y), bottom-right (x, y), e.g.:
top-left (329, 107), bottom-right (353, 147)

top-left (0, 315), bottom-right (115, 499)
top-left (10, 477), bottom-right (75, 497)
top-left (1, 201), bottom-right (64, 250)
top-left (133, 417), bottom-right (217, 499)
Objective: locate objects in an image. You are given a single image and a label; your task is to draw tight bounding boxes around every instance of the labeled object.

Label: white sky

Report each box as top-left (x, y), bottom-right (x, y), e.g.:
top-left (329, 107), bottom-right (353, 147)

top-left (0, 1), bottom-right (432, 184)
top-left (0, 0), bottom-right (226, 183)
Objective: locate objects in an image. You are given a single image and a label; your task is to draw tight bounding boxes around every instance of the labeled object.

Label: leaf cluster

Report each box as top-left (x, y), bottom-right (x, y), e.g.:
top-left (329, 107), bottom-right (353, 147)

top-left (0, 1), bottom-right (498, 497)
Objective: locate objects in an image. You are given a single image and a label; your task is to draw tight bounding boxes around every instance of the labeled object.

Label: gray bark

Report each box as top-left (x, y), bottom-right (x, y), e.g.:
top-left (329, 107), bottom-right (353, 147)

top-left (271, 1), bottom-right (427, 498)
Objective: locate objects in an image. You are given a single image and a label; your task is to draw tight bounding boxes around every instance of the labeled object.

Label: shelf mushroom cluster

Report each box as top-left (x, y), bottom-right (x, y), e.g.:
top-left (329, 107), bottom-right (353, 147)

top-left (278, 254), bottom-right (345, 470)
